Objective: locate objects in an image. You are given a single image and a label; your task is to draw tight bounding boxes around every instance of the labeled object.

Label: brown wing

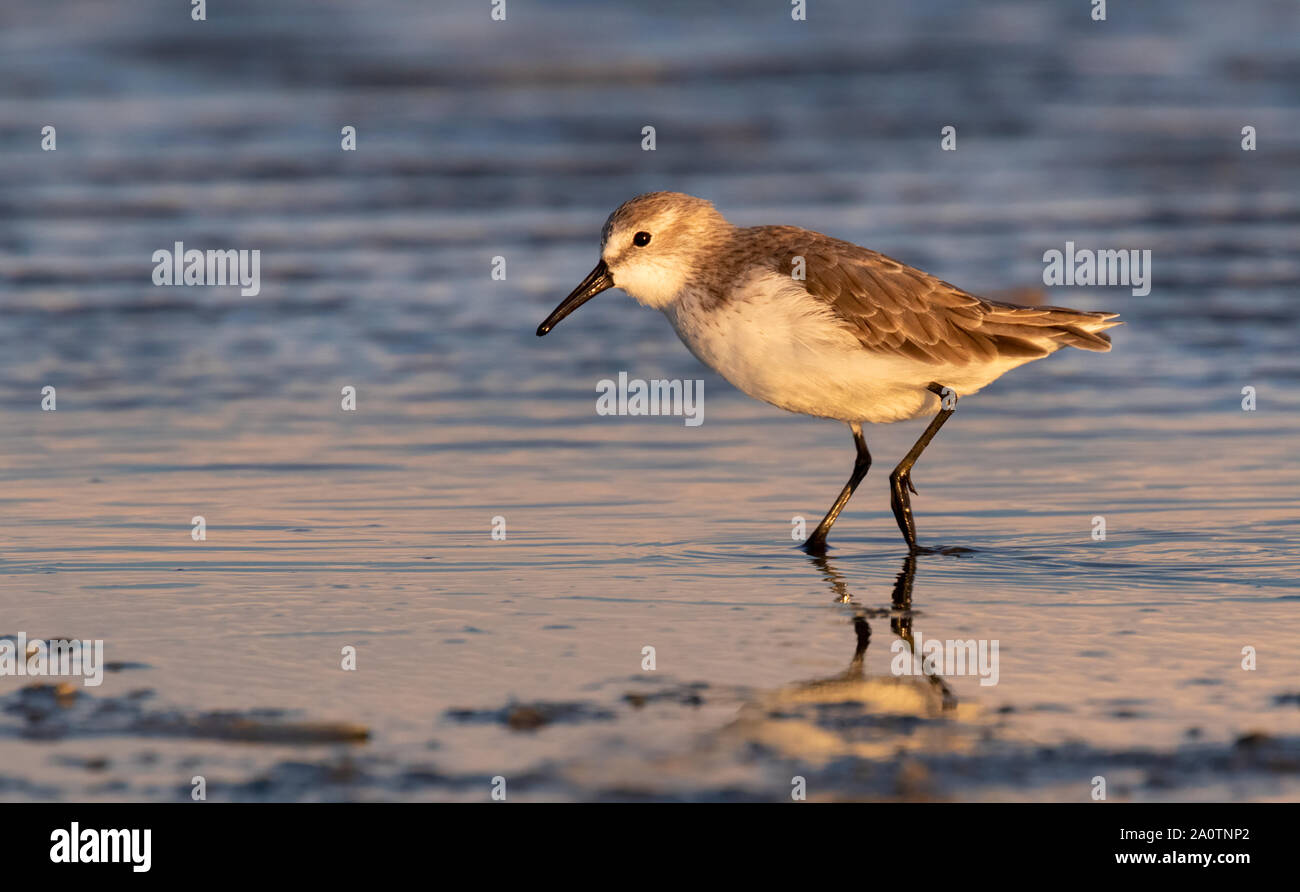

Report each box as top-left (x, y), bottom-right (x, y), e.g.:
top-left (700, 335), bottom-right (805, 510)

top-left (749, 227), bottom-right (1120, 365)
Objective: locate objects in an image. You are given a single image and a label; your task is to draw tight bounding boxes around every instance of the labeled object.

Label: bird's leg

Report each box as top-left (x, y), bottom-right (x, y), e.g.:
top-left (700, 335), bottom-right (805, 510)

top-left (890, 383), bottom-right (957, 552)
top-left (847, 614), bottom-right (872, 676)
top-left (803, 422), bottom-right (872, 555)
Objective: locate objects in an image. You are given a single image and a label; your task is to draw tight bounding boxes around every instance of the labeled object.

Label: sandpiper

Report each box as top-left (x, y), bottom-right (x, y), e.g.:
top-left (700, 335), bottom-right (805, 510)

top-left (537, 192), bottom-right (1120, 553)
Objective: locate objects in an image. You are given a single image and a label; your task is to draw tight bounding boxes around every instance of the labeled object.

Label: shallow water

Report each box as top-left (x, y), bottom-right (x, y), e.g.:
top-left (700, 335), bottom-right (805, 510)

top-left (1, 0), bottom-right (1299, 800)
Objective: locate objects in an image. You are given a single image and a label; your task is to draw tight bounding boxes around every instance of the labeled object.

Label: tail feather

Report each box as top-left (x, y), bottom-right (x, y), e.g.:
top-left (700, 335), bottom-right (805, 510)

top-left (980, 300), bottom-right (1121, 353)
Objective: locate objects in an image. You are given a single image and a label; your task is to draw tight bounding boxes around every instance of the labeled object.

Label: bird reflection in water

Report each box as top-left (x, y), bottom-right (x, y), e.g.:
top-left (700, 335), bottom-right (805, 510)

top-left (805, 553), bottom-right (956, 711)
top-left (707, 553), bottom-right (980, 791)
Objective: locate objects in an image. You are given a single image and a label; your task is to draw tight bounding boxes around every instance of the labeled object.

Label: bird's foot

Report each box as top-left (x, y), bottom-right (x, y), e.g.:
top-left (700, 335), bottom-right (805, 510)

top-left (909, 544), bottom-right (977, 556)
top-left (889, 473), bottom-right (918, 548)
top-left (801, 535), bottom-right (830, 556)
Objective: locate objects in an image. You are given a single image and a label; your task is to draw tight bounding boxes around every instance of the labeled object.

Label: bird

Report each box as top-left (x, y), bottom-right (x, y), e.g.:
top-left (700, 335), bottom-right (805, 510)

top-left (536, 192), bottom-right (1120, 553)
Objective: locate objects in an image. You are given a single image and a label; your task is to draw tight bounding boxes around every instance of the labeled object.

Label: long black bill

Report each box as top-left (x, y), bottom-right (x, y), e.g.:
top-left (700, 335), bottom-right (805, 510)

top-left (536, 260), bottom-right (614, 336)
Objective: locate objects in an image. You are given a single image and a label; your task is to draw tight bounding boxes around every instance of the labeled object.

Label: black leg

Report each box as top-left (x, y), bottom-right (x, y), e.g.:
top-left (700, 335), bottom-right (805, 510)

top-left (804, 552), bottom-right (873, 677)
top-left (890, 383), bottom-right (957, 552)
top-left (802, 422), bottom-right (871, 555)
top-left (807, 552), bottom-right (853, 603)
top-left (886, 553), bottom-right (956, 710)
top-left (847, 615), bottom-right (872, 674)
top-left (890, 553), bottom-right (918, 618)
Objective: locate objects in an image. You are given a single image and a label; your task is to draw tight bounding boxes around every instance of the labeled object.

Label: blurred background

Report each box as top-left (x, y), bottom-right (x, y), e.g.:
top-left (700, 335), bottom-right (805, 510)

top-left (1, 0), bottom-right (1298, 801)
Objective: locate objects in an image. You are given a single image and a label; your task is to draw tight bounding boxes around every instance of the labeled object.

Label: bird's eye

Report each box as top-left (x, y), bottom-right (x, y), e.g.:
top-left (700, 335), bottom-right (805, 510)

top-left (633, 231), bottom-right (652, 247)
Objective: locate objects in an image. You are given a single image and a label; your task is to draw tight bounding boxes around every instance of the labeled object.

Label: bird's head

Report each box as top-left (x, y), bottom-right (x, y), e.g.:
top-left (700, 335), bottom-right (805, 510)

top-left (537, 192), bottom-right (733, 336)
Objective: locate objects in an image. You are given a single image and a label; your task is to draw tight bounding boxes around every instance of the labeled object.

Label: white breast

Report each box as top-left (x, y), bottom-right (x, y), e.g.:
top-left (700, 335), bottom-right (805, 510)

top-left (664, 270), bottom-right (1007, 424)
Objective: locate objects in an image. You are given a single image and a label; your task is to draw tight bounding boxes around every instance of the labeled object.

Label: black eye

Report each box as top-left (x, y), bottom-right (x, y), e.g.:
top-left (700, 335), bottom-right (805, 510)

top-left (632, 231), bottom-right (652, 247)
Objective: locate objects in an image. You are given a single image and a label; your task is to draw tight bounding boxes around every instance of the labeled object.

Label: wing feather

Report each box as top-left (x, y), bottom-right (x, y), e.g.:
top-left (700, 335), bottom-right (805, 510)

top-left (743, 226), bottom-right (1120, 364)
